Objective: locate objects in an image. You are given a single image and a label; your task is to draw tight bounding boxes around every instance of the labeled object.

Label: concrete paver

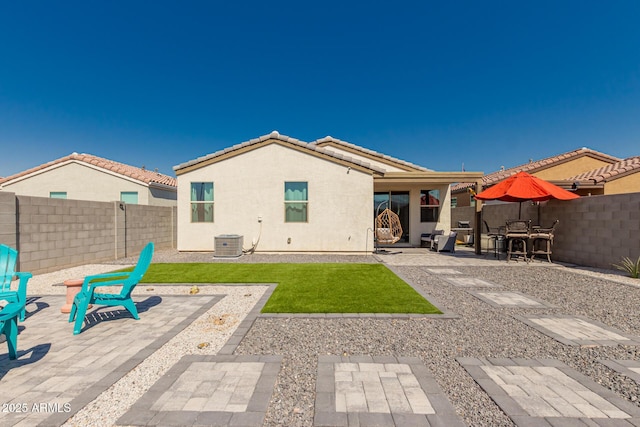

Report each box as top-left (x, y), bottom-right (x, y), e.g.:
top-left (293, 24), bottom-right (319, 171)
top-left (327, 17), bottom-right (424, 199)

top-left (468, 291), bottom-right (555, 308)
top-left (315, 356), bottom-right (465, 427)
top-left (514, 315), bottom-right (640, 346)
top-left (442, 277), bottom-right (501, 288)
top-left (118, 355), bottom-right (282, 427)
top-left (458, 357), bottom-right (640, 425)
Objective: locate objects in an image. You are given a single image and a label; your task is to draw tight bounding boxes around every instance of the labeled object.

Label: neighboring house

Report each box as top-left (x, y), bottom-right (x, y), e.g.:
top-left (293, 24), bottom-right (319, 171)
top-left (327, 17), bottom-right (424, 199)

top-left (451, 147), bottom-right (622, 207)
top-left (568, 156), bottom-right (640, 195)
top-left (0, 153), bottom-right (177, 206)
top-left (173, 131), bottom-right (482, 252)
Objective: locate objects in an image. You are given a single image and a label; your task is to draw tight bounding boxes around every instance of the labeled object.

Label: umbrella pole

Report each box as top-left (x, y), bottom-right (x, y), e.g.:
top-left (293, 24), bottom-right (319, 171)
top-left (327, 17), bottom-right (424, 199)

top-left (519, 201), bottom-right (522, 219)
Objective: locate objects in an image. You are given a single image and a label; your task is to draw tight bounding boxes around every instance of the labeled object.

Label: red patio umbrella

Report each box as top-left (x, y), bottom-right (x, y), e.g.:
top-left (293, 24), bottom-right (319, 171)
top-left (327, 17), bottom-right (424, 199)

top-left (474, 171), bottom-right (579, 218)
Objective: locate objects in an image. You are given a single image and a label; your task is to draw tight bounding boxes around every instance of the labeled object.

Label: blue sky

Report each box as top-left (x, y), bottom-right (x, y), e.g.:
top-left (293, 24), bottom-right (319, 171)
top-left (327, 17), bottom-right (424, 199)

top-left (1, 1), bottom-right (639, 178)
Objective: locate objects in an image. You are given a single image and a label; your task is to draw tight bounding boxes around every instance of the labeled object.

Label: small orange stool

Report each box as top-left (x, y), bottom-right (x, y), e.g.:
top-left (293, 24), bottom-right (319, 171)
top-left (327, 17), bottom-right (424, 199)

top-left (61, 279), bottom-right (91, 314)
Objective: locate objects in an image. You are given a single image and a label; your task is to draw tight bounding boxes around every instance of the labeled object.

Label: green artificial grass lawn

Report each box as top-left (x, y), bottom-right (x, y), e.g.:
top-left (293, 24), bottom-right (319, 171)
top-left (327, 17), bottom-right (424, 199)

top-left (135, 263), bottom-right (441, 314)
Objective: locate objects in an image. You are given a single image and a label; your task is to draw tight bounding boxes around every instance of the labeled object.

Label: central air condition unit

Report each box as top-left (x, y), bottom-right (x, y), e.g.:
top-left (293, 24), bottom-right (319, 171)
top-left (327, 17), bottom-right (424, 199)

top-left (214, 234), bottom-right (244, 257)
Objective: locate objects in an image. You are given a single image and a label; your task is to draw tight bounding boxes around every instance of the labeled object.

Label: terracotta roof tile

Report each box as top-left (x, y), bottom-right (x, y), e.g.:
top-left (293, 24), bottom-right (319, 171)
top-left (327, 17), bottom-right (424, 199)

top-left (568, 156), bottom-right (640, 183)
top-left (0, 153), bottom-right (176, 188)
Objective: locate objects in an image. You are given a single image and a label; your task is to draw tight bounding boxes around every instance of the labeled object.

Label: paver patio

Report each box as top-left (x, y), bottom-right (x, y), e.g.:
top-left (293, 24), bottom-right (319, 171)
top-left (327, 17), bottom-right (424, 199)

top-left (0, 295), bottom-right (221, 426)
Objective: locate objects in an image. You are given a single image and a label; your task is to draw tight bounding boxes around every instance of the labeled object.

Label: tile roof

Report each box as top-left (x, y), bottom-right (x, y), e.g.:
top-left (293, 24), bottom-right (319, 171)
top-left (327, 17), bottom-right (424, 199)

top-left (0, 153), bottom-right (177, 188)
top-left (568, 156), bottom-right (640, 183)
top-left (173, 131), bottom-right (389, 174)
top-left (451, 147), bottom-right (621, 192)
top-left (310, 136), bottom-right (431, 172)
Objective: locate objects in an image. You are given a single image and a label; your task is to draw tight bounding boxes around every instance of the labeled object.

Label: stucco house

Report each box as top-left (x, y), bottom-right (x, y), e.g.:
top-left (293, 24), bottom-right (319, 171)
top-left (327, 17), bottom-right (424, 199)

top-left (173, 131), bottom-right (482, 253)
top-left (0, 153), bottom-right (177, 206)
top-left (568, 156), bottom-right (640, 195)
top-left (451, 148), bottom-right (623, 207)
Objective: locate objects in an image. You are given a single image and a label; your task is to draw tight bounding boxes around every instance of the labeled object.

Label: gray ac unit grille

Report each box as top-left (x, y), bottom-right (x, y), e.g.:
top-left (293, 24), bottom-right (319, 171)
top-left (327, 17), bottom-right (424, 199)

top-left (214, 235), bottom-right (243, 257)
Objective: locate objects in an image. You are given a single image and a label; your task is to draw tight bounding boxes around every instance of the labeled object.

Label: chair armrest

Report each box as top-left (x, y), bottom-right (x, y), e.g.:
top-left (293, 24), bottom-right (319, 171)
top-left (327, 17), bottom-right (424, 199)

top-left (15, 272), bottom-right (32, 305)
top-left (82, 272), bottom-right (132, 293)
top-left (0, 302), bottom-right (24, 321)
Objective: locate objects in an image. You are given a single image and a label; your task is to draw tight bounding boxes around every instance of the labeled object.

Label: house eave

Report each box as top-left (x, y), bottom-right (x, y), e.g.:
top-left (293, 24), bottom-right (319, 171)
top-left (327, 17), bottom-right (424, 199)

top-left (375, 171), bottom-right (484, 185)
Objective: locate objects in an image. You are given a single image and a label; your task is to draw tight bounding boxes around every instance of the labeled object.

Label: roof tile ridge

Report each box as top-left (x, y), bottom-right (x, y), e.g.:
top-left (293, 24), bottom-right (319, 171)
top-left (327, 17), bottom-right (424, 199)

top-left (312, 136), bottom-right (430, 171)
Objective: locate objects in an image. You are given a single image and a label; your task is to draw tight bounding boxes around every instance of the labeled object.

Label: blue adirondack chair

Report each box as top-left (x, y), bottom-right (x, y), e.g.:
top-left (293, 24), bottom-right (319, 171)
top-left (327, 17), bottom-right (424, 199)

top-left (69, 242), bottom-right (154, 335)
top-left (0, 302), bottom-right (23, 359)
top-left (1, 244), bottom-right (32, 322)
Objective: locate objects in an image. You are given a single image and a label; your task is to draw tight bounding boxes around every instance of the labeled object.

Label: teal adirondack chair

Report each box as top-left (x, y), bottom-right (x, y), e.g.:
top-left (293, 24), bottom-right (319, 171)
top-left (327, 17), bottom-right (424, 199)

top-left (1, 244), bottom-right (32, 322)
top-left (1, 302), bottom-right (23, 359)
top-left (69, 242), bottom-right (154, 335)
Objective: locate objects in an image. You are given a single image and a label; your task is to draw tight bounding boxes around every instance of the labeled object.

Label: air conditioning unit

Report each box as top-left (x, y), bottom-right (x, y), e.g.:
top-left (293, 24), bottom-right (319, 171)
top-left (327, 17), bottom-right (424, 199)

top-left (214, 234), bottom-right (244, 257)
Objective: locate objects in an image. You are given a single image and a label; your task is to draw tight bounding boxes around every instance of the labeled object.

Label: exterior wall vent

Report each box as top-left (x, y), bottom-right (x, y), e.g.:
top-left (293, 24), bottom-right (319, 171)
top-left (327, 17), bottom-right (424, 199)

top-left (214, 234), bottom-right (243, 257)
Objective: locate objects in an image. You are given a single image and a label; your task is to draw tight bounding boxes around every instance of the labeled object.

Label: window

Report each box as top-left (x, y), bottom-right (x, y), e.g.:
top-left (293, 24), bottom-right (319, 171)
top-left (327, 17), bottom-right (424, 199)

top-left (190, 182), bottom-right (214, 222)
top-left (451, 197), bottom-right (457, 208)
top-left (285, 182), bottom-right (308, 222)
top-left (120, 192), bottom-right (139, 204)
top-left (50, 192), bottom-right (67, 199)
top-left (420, 189), bottom-right (440, 222)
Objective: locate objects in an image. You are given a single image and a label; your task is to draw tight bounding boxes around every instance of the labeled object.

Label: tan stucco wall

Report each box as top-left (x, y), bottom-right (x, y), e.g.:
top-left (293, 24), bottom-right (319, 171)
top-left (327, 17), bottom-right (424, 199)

top-left (534, 157), bottom-right (613, 180)
top-left (1, 162), bottom-right (176, 206)
top-left (149, 186), bottom-right (179, 206)
top-left (604, 174), bottom-right (640, 195)
top-left (177, 144), bottom-right (374, 252)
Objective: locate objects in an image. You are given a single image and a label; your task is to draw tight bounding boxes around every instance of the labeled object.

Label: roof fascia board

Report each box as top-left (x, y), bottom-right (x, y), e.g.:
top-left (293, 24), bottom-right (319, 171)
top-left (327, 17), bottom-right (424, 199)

top-left (148, 182), bottom-right (179, 191)
top-left (375, 171), bottom-right (484, 184)
top-left (175, 138), bottom-right (383, 176)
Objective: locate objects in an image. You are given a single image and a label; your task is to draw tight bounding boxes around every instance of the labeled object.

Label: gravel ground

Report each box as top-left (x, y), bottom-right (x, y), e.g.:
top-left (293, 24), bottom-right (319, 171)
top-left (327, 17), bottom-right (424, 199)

top-left (234, 256), bottom-right (640, 427)
top-left (22, 248), bottom-right (640, 426)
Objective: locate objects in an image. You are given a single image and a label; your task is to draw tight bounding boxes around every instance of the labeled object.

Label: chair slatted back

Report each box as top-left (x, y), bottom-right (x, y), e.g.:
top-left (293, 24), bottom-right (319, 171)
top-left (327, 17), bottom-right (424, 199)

top-left (1, 244), bottom-right (18, 292)
top-left (506, 220), bottom-right (530, 236)
top-left (120, 242), bottom-right (155, 297)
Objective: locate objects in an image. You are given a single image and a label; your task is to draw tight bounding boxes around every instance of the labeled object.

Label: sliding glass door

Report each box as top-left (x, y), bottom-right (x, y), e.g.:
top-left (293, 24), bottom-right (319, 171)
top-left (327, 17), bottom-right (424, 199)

top-left (374, 191), bottom-right (410, 243)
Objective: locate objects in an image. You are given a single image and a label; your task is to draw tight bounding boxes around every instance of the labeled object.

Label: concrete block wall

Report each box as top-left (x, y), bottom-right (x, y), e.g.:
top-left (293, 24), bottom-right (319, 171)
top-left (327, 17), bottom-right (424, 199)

top-left (453, 192), bottom-right (640, 269)
top-left (16, 196), bottom-right (119, 273)
top-left (121, 203), bottom-right (176, 257)
top-left (0, 191), bottom-right (17, 248)
top-left (0, 193), bottom-right (177, 274)
top-left (540, 193), bottom-right (640, 269)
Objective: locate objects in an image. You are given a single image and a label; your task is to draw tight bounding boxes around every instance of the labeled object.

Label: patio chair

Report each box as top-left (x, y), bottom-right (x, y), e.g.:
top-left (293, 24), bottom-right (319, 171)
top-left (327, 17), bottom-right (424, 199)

top-left (505, 219), bottom-right (531, 262)
top-left (483, 221), bottom-right (506, 257)
top-left (375, 208), bottom-right (403, 245)
top-left (1, 244), bottom-right (32, 321)
top-left (530, 220), bottom-right (559, 262)
top-left (433, 232), bottom-right (457, 253)
top-left (425, 229), bottom-right (444, 249)
top-left (69, 242), bottom-right (154, 335)
top-left (0, 301), bottom-right (23, 359)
